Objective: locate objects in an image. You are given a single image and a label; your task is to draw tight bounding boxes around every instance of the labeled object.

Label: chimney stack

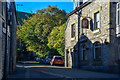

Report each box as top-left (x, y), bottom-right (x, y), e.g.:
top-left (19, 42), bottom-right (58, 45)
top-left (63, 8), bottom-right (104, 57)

top-left (72, 0), bottom-right (76, 9)
top-left (78, 0), bottom-right (83, 7)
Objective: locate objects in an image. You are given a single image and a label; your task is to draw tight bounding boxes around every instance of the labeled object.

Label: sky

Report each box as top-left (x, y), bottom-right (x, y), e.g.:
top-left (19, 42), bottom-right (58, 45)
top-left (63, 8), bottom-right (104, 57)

top-left (15, 0), bottom-right (74, 13)
top-left (14, 0), bottom-right (73, 2)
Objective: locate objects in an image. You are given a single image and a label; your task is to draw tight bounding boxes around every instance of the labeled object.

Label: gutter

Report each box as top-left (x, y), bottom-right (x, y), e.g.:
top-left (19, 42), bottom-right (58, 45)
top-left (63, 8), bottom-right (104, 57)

top-left (64, 17), bottom-right (70, 31)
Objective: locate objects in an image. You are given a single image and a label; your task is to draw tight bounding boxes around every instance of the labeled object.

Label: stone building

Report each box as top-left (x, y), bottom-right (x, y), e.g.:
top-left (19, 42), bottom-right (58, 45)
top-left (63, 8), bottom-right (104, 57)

top-left (115, 1), bottom-right (120, 70)
top-left (0, 1), bottom-right (7, 79)
top-left (65, 0), bottom-right (120, 72)
top-left (0, 0), bottom-right (17, 79)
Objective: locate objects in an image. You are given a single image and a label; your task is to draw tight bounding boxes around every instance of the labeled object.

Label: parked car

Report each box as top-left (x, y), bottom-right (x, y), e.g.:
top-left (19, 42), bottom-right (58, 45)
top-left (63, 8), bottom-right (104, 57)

top-left (39, 57), bottom-right (45, 64)
top-left (50, 56), bottom-right (64, 66)
top-left (36, 57), bottom-right (40, 62)
top-left (45, 56), bottom-right (53, 64)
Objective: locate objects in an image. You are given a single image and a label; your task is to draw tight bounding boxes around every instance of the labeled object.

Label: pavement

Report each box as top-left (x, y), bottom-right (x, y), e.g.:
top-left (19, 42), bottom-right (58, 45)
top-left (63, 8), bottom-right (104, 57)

top-left (7, 61), bottom-right (120, 80)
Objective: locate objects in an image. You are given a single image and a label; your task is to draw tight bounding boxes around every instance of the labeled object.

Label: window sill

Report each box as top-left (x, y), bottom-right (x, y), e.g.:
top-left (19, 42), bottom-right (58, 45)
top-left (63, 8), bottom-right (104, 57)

top-left (93, 28), bottom-right (100, 34)
top-left (71, 37), bottom-right (75, 41)
top-left (117, 33), bottom-right (120, 37)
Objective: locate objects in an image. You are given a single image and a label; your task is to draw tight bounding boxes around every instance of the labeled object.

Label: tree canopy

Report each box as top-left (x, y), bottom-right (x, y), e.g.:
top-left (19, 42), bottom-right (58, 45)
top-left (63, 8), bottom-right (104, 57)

top-left (17, 6), bottom-right (67, 57)
top-left (47, 23), bottom-right (66, 56)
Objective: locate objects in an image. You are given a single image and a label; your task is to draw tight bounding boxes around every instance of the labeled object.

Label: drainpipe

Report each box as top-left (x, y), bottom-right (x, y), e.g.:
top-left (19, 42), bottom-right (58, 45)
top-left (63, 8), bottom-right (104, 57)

top-left (3, 2), bottom-right (8, 80)
top-left (77, 0), bottom-right (83, 69)
top-left (77, 10), bottom-right (81, 68)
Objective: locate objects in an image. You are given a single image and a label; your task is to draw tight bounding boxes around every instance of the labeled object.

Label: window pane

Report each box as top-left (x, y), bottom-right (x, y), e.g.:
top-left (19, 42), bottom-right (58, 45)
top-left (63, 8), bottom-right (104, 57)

top-left (95, 22), bottom-right (97, 29)
top-left (98, 22), bottom-right (100, 28)
top-left (55, 57), bottom-right (62, 60)
top-left (71, 24), bottom-right (75, 37)
top-left (118, 4), bottom-right (120, 8)
top-left (83, 50), bottom-right (87, 61)
top-left (94, 12), bottom-right (99, 29)
top-left (95, 47), bottom-right (101, 61)
top-left (96, 13), bottom-right (99, 22)
top-left (118, 11), bottom-right (120, 25)
top-left (95, 22), bottom-right (99, 29)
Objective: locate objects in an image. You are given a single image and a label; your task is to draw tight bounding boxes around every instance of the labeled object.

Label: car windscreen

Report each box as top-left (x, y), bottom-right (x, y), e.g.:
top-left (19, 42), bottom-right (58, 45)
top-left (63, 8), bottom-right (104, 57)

top-left (55, 57), bottom-right (62, 60)
top-left (48, 56), bottom-right (52, 58)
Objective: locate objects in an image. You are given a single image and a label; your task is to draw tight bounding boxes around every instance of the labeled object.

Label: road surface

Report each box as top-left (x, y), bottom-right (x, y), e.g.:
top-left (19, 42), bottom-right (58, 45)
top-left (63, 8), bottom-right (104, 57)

top-left (7, 61), bottom-right (120, 79)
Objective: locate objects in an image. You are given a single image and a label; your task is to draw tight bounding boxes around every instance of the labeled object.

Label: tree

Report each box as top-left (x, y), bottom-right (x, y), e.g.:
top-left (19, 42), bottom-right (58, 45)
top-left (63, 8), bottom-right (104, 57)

top-left (17, 6), bottom-right (67, 57)
top-left (47, 23), bottom-right (66, 56)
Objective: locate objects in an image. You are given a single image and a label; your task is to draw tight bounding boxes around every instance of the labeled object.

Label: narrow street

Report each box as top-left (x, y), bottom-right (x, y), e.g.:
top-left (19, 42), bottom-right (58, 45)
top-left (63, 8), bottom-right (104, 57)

top-left (7, 61), bottom-right (120, 79)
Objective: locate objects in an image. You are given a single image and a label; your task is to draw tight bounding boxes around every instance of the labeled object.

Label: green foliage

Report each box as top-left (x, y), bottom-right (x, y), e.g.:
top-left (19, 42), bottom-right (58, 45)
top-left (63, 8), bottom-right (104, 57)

top-left (47, 23), bottom-right (66, 56)
top-left (17, 6), bottom-right (67, 57)
top-left (16, 11), bottom-right (32, 25)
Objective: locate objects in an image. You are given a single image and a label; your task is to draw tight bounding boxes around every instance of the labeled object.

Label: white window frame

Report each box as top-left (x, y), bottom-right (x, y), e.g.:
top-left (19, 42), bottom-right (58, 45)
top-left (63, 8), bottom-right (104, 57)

top-left (116, 2), bottom-right (120, 26)
top-left (94, 12), bottom-right (100, 29)
top-left (94, 43), bottom-right (101, 60)
top-left (116, 2), bottom-right (120, 36)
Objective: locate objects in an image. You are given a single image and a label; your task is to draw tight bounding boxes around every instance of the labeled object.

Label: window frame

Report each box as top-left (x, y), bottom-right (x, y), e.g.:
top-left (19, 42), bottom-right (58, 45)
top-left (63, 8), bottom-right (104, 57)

top-left (117, 2), bottom-right (120, 26)
top-left (116, 2), bottom-right (120, 37)
top-left (71, 23), bottom-right (76, 38)
top-left (93, 42), bottom-right (101, 61)
top-left (82, 45), bottom-right (87, 61)
top-left (94, 12), bottom-right (100, 29)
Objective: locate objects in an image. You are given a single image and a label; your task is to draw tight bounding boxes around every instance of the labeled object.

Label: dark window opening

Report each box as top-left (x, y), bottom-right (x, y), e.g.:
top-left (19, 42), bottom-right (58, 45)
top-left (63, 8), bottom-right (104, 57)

top-left (55, 57), bottom-right (62, 60)
top-left (94, 42), bottom-right (101, 61)
top-left (71, 24), bottom-right (75, 38)
top-left (82, 45), bottom-right (87, 61)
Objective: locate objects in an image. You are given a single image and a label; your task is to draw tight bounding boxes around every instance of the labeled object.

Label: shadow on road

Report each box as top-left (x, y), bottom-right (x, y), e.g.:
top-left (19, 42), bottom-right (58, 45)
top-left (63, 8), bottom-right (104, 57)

top-left (7, 61), bottom-right (120, 79)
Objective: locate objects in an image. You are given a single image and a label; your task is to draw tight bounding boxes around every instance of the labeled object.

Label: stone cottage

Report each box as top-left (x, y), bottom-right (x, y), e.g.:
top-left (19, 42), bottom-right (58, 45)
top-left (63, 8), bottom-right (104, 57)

top-left (65, 0), bottom-right (120, 72)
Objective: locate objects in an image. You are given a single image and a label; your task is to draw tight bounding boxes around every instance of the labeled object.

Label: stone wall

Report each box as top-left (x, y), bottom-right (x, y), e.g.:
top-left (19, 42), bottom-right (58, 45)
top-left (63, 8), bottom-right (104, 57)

top-left (0, 2), bottom-right (6, 79)
top-left (65, 14), bottom-right (78, 68)
top-left (0, 17), bottom-right (3, 80)
top-left (80, 1), bottom-right (110, 43)
top-left (0, 1), bottom-right (17, 79)
top-left (79, 1), bottom-right (111, 70)
top-left (9, 2), bottom-right (17, 73)
top-left (65, 0), bottom-right (118, 71)
top-left (65, 14), bottom-right (78, 49)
